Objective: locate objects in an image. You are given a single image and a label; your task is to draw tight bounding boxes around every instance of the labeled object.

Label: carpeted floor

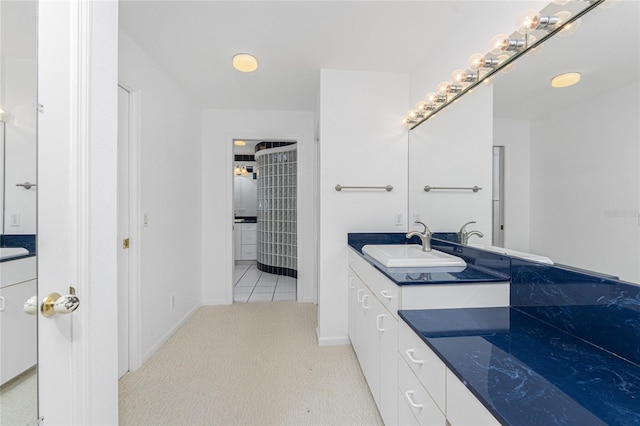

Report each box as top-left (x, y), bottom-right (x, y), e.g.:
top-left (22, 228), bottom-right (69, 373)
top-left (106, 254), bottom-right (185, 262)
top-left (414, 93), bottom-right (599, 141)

top-left (0, 366), bottom-right (37, 426)
top-left (119, 302), bottom-right (383, 425)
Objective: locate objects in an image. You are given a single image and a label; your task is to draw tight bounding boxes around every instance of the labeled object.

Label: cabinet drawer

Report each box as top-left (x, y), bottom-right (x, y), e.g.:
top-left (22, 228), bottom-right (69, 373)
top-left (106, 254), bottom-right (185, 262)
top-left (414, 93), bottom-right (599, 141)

top-left (241, 232), bottom-right (257, 244)
top-left (398, 354), bottom-right (447, 426)
top-left (241, 223), bottom-right (257, 232)
top-left (241, 245), bottom-right (257, 259)
top-left (447, 369), bottom-right (500, 425)
top-left (1, 257), bottom-right (37, 288)
top-left (349, 248), bottom-right (399, 318)
top-left (399, 320), bottom-right (446, 413)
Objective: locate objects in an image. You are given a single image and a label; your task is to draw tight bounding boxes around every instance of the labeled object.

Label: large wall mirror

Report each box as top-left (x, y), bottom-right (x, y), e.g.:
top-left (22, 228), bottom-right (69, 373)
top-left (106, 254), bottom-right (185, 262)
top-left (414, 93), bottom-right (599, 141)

top-left (409, 1), bottom-right (639, 283)
top-left (0, 1), bottom-right (39, 424)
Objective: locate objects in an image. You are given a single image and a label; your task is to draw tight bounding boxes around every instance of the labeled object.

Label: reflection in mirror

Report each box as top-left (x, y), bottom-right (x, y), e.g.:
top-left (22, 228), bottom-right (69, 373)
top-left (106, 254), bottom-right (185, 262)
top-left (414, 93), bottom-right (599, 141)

top-left (0, 1), bottom-right (39, 424)
top-left (493, 2), bottom-right (639, 282)
top-left (409, 2), bottom-right (639, 283)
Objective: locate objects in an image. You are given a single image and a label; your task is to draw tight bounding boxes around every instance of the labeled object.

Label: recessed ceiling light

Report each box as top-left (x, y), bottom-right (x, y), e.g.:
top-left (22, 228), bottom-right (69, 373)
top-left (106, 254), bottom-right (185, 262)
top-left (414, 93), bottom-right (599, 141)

top-left (551, 72), bottom-right (581, 88)
top-left (233, 54), bottom-right (258, 73)
top-left (234, 140), bottom-right (247, 146)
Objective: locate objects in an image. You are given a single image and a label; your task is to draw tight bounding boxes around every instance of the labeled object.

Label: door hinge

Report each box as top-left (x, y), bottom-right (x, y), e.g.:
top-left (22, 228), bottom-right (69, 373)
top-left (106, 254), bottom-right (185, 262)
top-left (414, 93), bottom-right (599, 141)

top-left (123, 238), bottom-right (130, 249)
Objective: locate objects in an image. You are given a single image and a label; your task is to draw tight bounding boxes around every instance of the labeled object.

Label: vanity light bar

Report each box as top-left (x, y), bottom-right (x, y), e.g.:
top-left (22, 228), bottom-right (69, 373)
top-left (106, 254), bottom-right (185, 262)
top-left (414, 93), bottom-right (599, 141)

top-left (403, 0), bottom-right (606, 129)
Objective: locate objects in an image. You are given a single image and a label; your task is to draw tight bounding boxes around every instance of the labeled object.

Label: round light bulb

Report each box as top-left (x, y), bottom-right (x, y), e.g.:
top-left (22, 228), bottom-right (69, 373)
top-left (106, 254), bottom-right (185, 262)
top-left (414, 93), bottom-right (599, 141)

top-left (425, 92), bottom-right (438, 103)
top-left (451, 69), bottom-right (473, 84)
top-left (559, 18), bottom-right (581, 36)
top-left (499, 55), bottom-right (517, 72)
top-left (468, 53), bottom-right (486, 71)
top-left (416, 101), bottom-right (428, 111)
top-left (489, 34), bottom-right (510, 54)
top-left (437, 81), bottom-right (451, 95)
top-left (516, 9), bottom-right (541, 34)
top-left (482, 76), bottom-right (495, 87)
top-left (408, 109), bottom-right (419, 119)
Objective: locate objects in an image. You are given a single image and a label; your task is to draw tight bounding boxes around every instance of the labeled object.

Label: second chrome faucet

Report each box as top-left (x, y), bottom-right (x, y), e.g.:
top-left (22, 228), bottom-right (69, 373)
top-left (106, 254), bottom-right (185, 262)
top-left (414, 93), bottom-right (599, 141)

top-left (458, 221), bottom-right (484, 245)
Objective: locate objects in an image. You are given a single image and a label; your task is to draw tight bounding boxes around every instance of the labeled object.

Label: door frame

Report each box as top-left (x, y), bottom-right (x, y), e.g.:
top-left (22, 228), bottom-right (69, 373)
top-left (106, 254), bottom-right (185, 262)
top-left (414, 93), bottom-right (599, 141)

top-left (117, 82), bottom-right (143, 373)
top-left (38, 1), bottom-right (119, 424)
top-left (226, 134), bottom-right (301, 304)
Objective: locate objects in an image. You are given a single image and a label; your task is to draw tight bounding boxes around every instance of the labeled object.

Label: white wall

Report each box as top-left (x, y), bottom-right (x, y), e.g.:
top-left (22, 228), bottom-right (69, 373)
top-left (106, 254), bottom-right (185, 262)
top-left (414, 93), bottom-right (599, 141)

top-left (529, 82), bottom-right (640, 282)
top-left (201, 109), bottom-right (315, 305)
top-left (318, 69), bottom-right (409, 344)
top-left (494, 118), bottom-right (531, 251)
top-left (408, 88), bottom-right (493, 238)
top-left (119, 29), bottom-right (203, 360)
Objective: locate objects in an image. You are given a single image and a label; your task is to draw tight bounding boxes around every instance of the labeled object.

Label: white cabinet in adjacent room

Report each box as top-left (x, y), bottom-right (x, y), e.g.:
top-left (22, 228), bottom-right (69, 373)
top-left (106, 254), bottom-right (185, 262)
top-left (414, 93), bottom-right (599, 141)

top-left (235, 222), bottom-right (257, 261)
top-left (1, 257), bottom-right (37, 385)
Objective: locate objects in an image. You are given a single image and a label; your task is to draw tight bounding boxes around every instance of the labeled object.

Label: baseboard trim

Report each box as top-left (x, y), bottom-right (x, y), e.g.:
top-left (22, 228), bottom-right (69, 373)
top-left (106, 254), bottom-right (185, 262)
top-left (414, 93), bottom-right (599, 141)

top-left (202, 298), bottom-right (231, 306)
top-left (142, 303), bottom-right (201, 364)
top-left (316, 327), bottom-right (350, 346)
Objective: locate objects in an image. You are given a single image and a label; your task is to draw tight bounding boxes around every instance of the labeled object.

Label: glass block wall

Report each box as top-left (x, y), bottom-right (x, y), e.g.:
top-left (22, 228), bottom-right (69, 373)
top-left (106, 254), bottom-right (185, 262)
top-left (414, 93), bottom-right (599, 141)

top-left (255, 144), bottom-right (297, 278)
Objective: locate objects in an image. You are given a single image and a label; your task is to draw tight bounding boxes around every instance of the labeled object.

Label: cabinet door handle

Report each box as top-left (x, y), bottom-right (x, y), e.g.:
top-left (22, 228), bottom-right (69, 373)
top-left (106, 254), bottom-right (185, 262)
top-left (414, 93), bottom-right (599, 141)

top-left (0, 296), bottom-right (4, 312)
top-left (376, 314), bottom-right (385, 332)
top-left (357, 289), bottom-right (364, 302)
top-left (405, 349), bottom-right (424, 365)
top-left (404, 390), bottom-right (424, 409)
top-left (380, 290), bottom-right (393, 300)
top-left (361, 295), bottom-right (369, 310)
top-left (349, 276), bottom-right (355, 289)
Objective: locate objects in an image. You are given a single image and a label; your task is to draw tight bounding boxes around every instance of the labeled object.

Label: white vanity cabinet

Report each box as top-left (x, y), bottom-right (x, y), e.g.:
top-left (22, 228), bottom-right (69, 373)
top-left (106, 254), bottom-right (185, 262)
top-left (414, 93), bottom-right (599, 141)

top-left (348, 247), bottom-right (508, 425)
top-left (349, 250), bottom-right (399, 425)
top-left (398, 320), bottom-right (500, 426)
top-left (1, 256), bottom-right (37, 385)
top-left (234, 222), bottom-right (257, 261)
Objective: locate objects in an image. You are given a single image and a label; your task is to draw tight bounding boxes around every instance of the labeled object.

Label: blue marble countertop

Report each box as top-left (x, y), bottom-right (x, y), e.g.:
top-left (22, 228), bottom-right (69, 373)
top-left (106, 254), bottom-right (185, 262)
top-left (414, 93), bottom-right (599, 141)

top-left (0, 234), bottom-right (36, 262)
top-left (348, 233), bottom-right (509, 286)
top-left (399, 307), bottom-right (640, 425)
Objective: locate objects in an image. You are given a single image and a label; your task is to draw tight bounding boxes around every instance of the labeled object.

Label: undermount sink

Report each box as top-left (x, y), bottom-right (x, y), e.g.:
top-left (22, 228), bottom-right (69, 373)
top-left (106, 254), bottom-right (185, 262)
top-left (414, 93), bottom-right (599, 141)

top-left (362, 244), bottom-right (467, 269)
top-left (468, 244), bottom-right (553, 265)
top-left (0, 247), bottom-right (29, 261)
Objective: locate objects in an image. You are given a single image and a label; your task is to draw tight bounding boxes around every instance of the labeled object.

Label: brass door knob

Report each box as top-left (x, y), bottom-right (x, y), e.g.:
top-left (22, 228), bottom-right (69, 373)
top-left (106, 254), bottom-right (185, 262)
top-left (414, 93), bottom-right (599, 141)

top-left (41, 287), bottom-right (80, 318)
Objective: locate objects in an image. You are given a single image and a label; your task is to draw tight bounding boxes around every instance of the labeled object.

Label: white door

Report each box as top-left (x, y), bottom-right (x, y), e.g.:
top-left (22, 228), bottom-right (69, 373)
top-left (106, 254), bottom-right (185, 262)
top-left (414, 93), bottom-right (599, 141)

top-left (117, 86), bottom-right (131, 379)
top-left (38, 2), bottom-right (119, 424)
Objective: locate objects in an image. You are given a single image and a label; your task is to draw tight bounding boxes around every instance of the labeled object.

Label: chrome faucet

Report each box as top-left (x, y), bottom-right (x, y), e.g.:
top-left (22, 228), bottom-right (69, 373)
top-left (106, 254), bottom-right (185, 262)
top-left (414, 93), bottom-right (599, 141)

top-left (406, 221), bottom-right (432, 252)
top-left (458, 221), bottom-right (484, 245)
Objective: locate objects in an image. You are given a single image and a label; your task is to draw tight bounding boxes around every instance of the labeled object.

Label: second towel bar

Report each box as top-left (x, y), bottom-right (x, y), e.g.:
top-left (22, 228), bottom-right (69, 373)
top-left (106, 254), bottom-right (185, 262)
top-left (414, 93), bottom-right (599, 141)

top-left (424, 185), bottom-right (482, 193)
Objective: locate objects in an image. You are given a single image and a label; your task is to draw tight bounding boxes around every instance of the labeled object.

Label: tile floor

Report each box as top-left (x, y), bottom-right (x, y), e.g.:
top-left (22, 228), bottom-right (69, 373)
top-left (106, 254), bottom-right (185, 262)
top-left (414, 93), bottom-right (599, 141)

top-left (233, 262), bottom-right (297, 303)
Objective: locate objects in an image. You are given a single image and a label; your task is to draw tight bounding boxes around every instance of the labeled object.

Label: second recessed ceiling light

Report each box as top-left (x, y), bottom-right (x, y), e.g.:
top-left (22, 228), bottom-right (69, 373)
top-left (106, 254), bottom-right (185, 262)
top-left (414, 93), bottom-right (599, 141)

top-left (233, 53), bottom-right (258, 73)
top-left (551, 72), bottom-right (581, 88)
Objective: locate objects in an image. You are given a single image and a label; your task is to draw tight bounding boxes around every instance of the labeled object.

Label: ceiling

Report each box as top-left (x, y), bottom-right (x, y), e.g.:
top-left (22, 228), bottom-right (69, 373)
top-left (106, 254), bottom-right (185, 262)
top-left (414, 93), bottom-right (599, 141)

top-left (119, 1), bottom-right (495, 112)
top-left (120, 1), bottom-right (638, 116)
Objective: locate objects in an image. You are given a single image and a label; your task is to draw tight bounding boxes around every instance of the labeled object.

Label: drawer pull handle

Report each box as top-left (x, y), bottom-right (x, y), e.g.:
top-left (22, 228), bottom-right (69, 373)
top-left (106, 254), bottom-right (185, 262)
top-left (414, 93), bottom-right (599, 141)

top-left (376, 314), bottom-right (385, 332)
top-left (380, 290), bottom-right (393, 300)
top-left (405, 349), bottom-right (424, 365)
top-left (361, 295), bottom-right (369, 310)
top-left (357, 289), bottom-right (364, 302)
top-left (349, 277), bottom-right (355, 289)
top-left (405, 390), bottom-right (424, 409)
